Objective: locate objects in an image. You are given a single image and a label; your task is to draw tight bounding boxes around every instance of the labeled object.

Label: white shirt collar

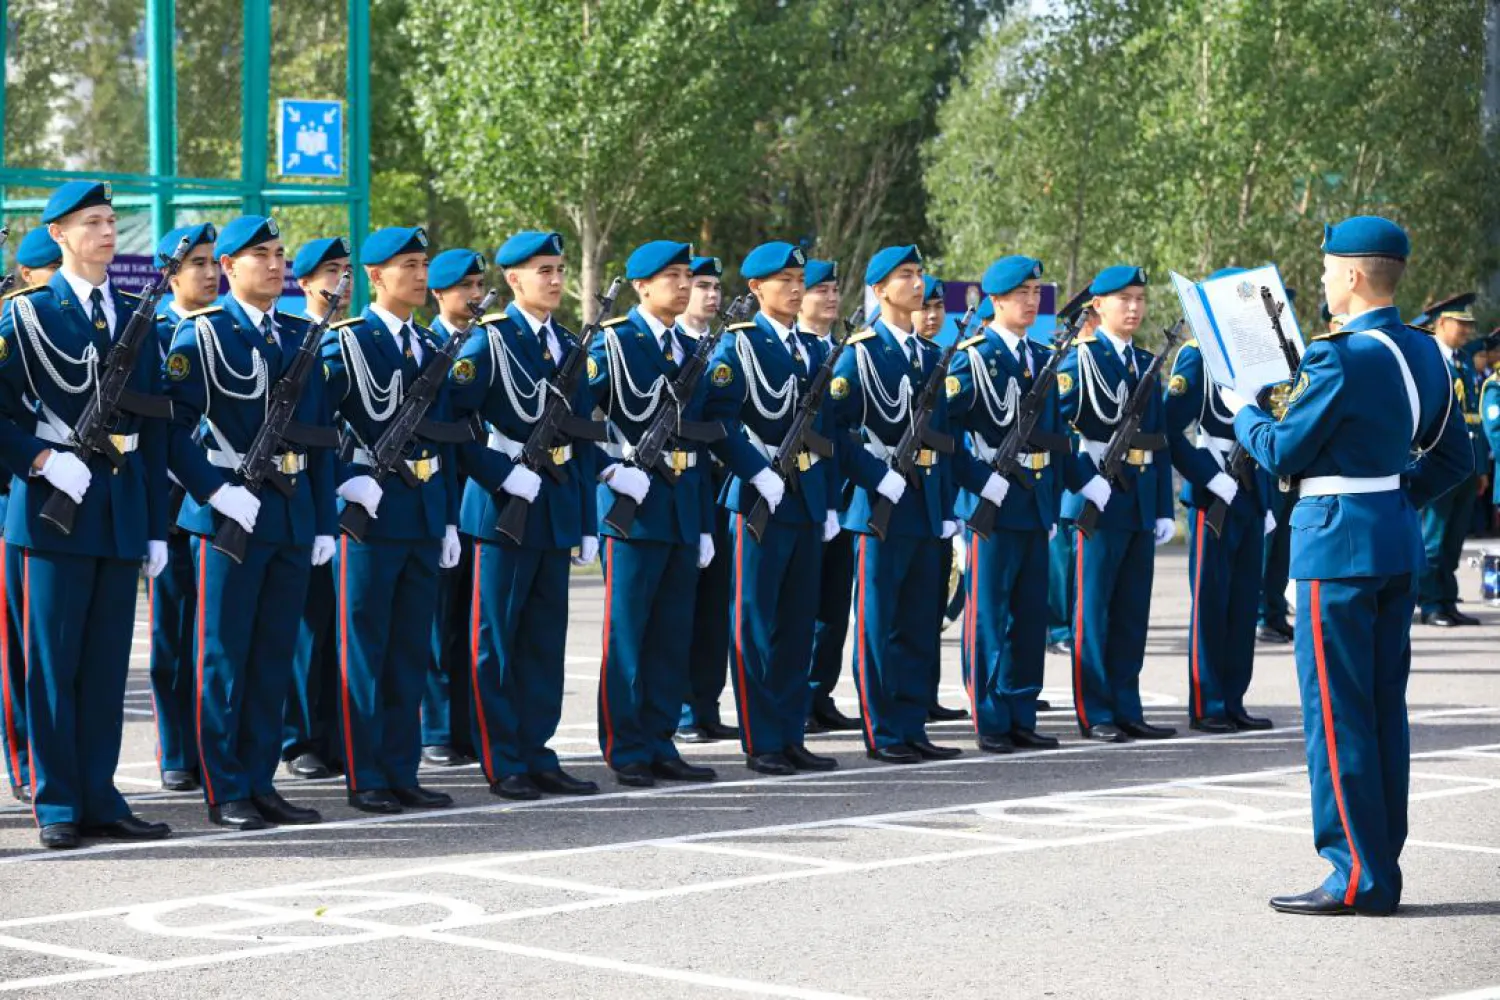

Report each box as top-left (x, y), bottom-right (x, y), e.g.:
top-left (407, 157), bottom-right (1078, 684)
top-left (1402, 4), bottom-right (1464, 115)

top-left (368, 303), bottom-right (411, 338)
top-left (762, 313), bottom-right (796, 341)
top-left (60, 268), bottom-right (111, 307)
top-left (234, 295), bottom-right (276, 332)
top-left (639, 308), bottom-right (674, 344)
top-left (1437, 340), bottom-right (1455, 363)
top-left (1098, 327), bottom-right (1133, 360)
top-left (988, 322), bottom-right (1028, 355)
top-left (882, 317), bottom-right (917, 355)
top-left (679, 316), bottom-right (712, 338)
top-left (513, 303), bottom-right (551, 337)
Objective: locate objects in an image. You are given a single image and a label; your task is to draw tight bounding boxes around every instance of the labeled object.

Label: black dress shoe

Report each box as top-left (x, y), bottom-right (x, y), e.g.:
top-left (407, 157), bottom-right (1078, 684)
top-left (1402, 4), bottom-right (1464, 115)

top-left (11, 783), bottom-right (31, 803)
top-left (252, 791), bottom-right (322, 825)
top-left (811, 704), bottom-right (863, 731)
top-left (909, 738), bottom-right (963, 760)
top-left (420, 745), bottom-right (474, 767)
top-left (1256, 625), bottom-right (1291, 644)
top-left (39, 823), bottom-right (80, 849)
top-left (701, 721), bottom-right (741, 740)
top-left (1009, 728), bottom-right (1060, 749)
top-left (347, 789), bottom-right (403, 814)
top-left (81, 815), bottom-right (171, 840)
top-left (651, 758), bottom-right (717, 782)
top-left (1269, 887), bottom-right (1354, 916)
top-left (977, 733), bottom-right (1015, 754)
top-left (1229, 710), bottom-right (1274, 730)
top-left (927, 703), bottom-right (970, 723)
top-left (1083, 724), bottom-right (1127, 743)
top-left (161, 769), bottom-right (200, 791)
top-left (1421, 609), bottom-right (1459, 627)
top-left (746, 752), bottom-right (796, 776)
top-left (285, 752), bottom-right (333, 780)
top-left (209, 800), bottom-right (270, 830)
top-left (1119, 720), bottom-right (1176, 739)
top-left (785, 745), bottom-right (838, 771)
top-left (490, 775), bottom-right (542, 800)
top-left (867, 744), bottom-right (920, 764)
top-left (675, 725), bottom-right (712, 744)
top-left (532, 769), bottom-right (600, 795)
top-left (1045, 640), bottom-right (1073, 656)
top-left (612, 763), bottom-right (656, 788)
top-left (1189, 717), bottom-right (1237, 735)
top-left (392, 785), bottom-right (453, 809)
top-left (1035, 699), bottom-right (1053, 712)
top-left (803, 715), bottom-right (827, 735)
top-left (1448, 606), bottom-right (1481, 626)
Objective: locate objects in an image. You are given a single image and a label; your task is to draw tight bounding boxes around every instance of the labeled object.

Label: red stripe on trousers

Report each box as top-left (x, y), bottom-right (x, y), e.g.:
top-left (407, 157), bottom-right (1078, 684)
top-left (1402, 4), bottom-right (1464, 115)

top-left (731, 514), bottom-right (755, 755)
top-left (0, 538), bottom-right (20, 787)
top-left (1071, 532), bottom-right (1090, 729)
top-left (468, 542), bottom-right (496, 782)
top-left (1310, 579), bottom-right (1364, 907)
top-left (598, 538), bottom-right (617, 765)
top-left (1190, 508), bottom-right (1205, 719)
top-left (337, 536), bottom-right (359, 791)
top-left (193, 542), bottom-right (217, 805)
top-left (855, 536), bottom-right (876, 749)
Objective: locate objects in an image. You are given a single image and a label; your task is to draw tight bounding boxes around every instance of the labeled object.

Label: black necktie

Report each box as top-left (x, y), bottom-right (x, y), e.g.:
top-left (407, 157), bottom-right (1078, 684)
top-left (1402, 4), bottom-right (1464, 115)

top-left (88, 288), bottom-right (108, 338)
top-left (1015, 342), bottom-right (1032, 383)
top-left (1123, 346), bottom-right (1138, 384)
top-left (785, 334), bottom-right (804, 376)
top-left (906, 337), bottom-right (920, 371)
top-left (260, 315), bottom-right (276, 346)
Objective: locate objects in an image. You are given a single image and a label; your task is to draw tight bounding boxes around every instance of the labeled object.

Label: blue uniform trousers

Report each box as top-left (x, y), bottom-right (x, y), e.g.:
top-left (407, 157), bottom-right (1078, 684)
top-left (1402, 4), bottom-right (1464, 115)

top-left (598, 537), bottom-right (697, 769)
top-left (929, 539), bottom-right (954, 705)
top-left (334, 536), bottom-right (438, 792)
top-left (727, 514), bottom-right (821, 756)
top-left (850, 534), bottom-right (940, 751)
top-left (808, 529), bottom-right (854, 716)
top-left (1, 538), bottom-right (28, 792)
top-left (16, 549), bottom-right (136, 827)
top-left (469, 540), bottom-right (568, 780)
top-left (193, 536), bottom-right (311, 805)
top-left (962, 527), bottom-right (1049, 737)
top-left (1260, 490), bottom-right (1294, 628)
top-left (149, 531), bottom-right (198, 774)
top-left (423, 539), bottom-right (474, 751)
top-left (1047, 520), bottom-right (1075, 645)
top-left (1185, 508), bottom-right (1264, 721)
top-left (1417, 474), bottom-right (1477, 614)
top-left (1070, 527), bottom-right (1154, 730)
top-left (1295, 574), bottom-right (1413, 915)
top-left (281, 563), bottom-right (341, 766)
top-left (682, 498), bottom-right (732, 729)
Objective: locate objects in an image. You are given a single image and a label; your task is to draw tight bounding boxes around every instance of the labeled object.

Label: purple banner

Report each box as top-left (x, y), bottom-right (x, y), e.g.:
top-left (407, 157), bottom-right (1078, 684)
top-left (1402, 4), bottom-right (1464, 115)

top-left (108, 254), bottom-right (303, 298)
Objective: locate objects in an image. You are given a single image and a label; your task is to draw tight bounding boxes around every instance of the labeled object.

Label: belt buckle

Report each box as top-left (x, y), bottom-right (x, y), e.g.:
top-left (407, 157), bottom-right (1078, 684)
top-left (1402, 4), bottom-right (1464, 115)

top-left (108, 433), bottom-right (130, 453)
top-left (550, 445), bottom-right (571, 466)
top-left (669, 451), bottom-right (688, 473)
top-left (277, 453), bottom-right (297, 475)
top-left (796, 452), bottom-right (812, 473)
top-left (916, 449), bottom-right (936, 468)
top-left (1126, 448), bottom-right (1146, 466)
top-left (411, 458), bottom-right (435, 482)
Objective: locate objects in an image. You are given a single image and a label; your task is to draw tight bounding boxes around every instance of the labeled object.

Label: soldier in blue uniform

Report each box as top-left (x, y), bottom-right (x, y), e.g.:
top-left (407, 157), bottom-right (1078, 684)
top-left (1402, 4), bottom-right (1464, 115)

top-left (14, 228), bottom-right (62, 286)
top-left (587, 240), bottom-right (750, 787)
top-left (148, 222), bottom-right (219, 792)
top-left (799, 258), bottom-right (862, 734)
top-left (1163, 267), bottom-right (1275, 734)
top-left (1046, 305), bottom-right (1097, 659)
top-left (281, 236), bottom-right (351, 781)
top-left (827, 245), bottom-right (962, 765)
top-left (1482, 369), bottom-right (1500, 515)
top-left (679, 254), bottom-right (741, 744)
top-left (1412, 293), bottom-right (1488, 626)
top-left (947, 256), bottom-right (1083, 753)
top-left (164, 214), bottom-right (337, 831)
top-left (0, 181), bottom-right (173, 848)
top-left (1057, 265), bottom-right (1177, 743)
top-left (321, 227), bottom-right (459, 814)
top-left (1224, 216), bottom-right (1471, 915)
top-left (704, 241), bottom-right (840, 775)
top-left (448, 232), bottom-right (600, 800)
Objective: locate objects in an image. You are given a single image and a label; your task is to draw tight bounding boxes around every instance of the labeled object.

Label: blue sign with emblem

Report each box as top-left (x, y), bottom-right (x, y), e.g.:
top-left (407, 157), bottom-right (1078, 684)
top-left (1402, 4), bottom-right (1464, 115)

top-left (277, 99), bottom-right (343, 178)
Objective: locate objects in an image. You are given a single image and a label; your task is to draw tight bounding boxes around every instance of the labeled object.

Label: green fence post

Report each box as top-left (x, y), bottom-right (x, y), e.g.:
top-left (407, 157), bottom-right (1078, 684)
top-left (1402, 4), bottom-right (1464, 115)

top-left (147, 0), bottom-right (178, 237)
top-left (241, 0), bottom-right (271, 217)
top-left (347, 0), bottom-right (370, 311)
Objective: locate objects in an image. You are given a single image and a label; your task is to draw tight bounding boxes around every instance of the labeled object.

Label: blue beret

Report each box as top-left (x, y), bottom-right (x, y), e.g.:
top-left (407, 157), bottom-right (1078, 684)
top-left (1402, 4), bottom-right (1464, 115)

top-left (626, 240), bottom-right (693, 281)
top-left (429, 248), bottom-right (487, 291)
top-left (291, 237), bottom-right (351, 279)
top-left (155, 223), bottom-right (217, 268)
top-left (742, 242), bottom-right (807, 280)
top-left (361, 226), bottom-right (429, 266)
top-left (977, 297), bottom-right (995, 321)
top-left (16, 228), bottom-right (62, 269)
top-left (1413, 292), bottom-right (1476, 329)
top-left (982, 255), bottom-right (1043, 296)
top-left (690, 255), bottom-right (723, 279)
top-left (922, 275), bottom-right (945, 303)
top-left (804, 259), bottom-right (837, 287)
top-left (216, 215), bottom-right (282, 258)
top-left (41, 180), bottom-right (112, 224)
top-left (865, 245), bottom-right (923, 287)
top-left (495, 230), bottom-right (564, 268)
top-left (1089, 264), bottom-right (1147, 296)
top-left (1322, 215), bottom-right (1409, 261)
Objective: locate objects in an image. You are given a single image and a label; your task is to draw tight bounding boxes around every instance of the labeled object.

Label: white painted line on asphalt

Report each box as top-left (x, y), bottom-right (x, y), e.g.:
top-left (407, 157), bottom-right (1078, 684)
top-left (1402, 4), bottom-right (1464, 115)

top-left (0, 933), bottom-right (149, 969)
top-left (658, 840), bottom-right (854, 869)
top-left (847, 820), bottom-right (1031, 845)
top-left (446, 868), bottom-right (636, 896)
top-left (1427, 987), bottom-right (1500, 1000)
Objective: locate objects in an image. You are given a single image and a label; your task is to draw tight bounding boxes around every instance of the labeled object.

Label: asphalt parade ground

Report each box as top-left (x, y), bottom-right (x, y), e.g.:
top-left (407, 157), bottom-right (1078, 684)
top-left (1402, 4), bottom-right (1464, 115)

top-left (0, 549), bottom-right (1496, 999)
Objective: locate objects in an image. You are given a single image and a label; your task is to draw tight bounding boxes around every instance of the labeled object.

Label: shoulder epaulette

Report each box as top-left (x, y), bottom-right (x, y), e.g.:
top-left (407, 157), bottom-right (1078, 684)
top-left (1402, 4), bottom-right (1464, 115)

top-left (1483, 372), bottom-right (1498, 387)
top-left (1074, 332), bottom-right (1096, 345)
top-left (601, 316), bottom-right (630, 328)
top-left (329, 317), bottom-right (362, 330)
top-left (728, 321), bottom-right (757, 331)
top-left (480, 311), bottom-right (510, 326)
top-left (845, 328), bottom-right (877, 345)
top-left (1310, 328), bottom-right (1352, 342)
top-left (118, 289), bottom-right (142, 300)
top-left (957, 334), bottom-right (986, 350)
top-left (182, 305), bottom-right (222, 319)
top-left (1, 284), bottom-right (46, 301)
top-left (1182, 338), bottom-right (1199, 349)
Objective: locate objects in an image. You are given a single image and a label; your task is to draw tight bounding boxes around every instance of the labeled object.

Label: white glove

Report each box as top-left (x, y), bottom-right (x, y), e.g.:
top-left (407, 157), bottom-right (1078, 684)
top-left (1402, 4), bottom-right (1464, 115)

top-left (941, 519), bottom-right (960, 540)
top-left (822, 510), bottom-right (840, 542)
top-left (573, 534), bottom-right (599, 566)
top-left (311, 535), bottom-right (336, 566)
top-left (1264, 510), bottom-right (1277, 535)
top-left (749, 468), bottom-right (785, 513)
top-left (1153, 518), bottom-right (1176, 546)
top-left (697, 532), bottom-right (715, 569)
top-left (603, 463), bottom-right (650, 504)
top-left (1079, 475), bottom-right (1112, 511)
top-left (338, 474), bottom-right (384, 517)
top-left (1218, 386), bottom-right (1249, 415)
top-left (953, 533), bottom-right (968, 573)
top-left (37, 450), bottom-right (92, 504)
top-left (980, 473), bottom-right (1010, 507)
top-left (144, 540), bottom-right (168, 580)
top-left (1049, 525), bottom-right (1058, 541)
top-left (1206, 472), bottom-right (1239, 507)
top-left (209, 484), bottom-right (260, 533)
top-left (440, 525), bottom-right (461, 569)
top-left (499, 465), bottom-right (541, 504)
top-left (876, 470), bottom-right (907, 505)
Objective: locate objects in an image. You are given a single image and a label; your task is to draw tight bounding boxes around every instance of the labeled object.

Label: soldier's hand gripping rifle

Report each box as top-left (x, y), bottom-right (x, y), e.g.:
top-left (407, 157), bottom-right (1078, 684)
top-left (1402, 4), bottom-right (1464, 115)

top-left (337, 288), bottom-right (500, 543)
top-left (38, 234), bottom-right (192, 535)
top-left (493, 278), bottom-right (624, 544)
top-left (1074, 319), bottom-right (1183, 539)
top-left (865, 303), bottom-right (977, 542)
top-left (602, 295), bottom-right (754, 536)
top-left (742, 304), bottom-right (866, 542)
top-left (212, 272), bottom-right (350, 563)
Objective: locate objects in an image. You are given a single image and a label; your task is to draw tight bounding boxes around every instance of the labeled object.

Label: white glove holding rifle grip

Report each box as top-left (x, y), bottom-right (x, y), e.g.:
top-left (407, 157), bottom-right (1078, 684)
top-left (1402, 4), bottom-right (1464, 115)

top-left (209, 484), bottom-right (260, 533)
top-left (1078, 475), bottom-right (1112, 512)
top-left (338, 475), bottom-right (385, 516)
top-left (35, 449), bottom-right (92, 504)
top-left (1206, 472), bottom-right (1238, 507)
top-left (601, 463), bottom-right (650, 504)
top-left (748, 468), bottom-right (785, 513)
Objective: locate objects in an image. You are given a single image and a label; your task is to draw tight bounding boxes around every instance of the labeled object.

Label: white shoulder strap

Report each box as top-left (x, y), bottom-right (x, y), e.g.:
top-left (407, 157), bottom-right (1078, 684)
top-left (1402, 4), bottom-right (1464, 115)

top-left (1358, 330), bottom-right (1420, 445)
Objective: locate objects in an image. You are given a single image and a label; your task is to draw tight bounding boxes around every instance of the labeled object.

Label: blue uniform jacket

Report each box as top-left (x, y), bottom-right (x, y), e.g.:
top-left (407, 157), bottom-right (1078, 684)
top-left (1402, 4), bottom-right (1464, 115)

top-left (321, 308), bottom-right (459, 542)
top-left (1446, 339), bottom-right (1489, 475)
top-left (0, 275), bottom-right (169, 558)
top-left (448, 306), bottom-right (596, 549)
top-left (1057, 335), bottom-right (1174, 529)
top-left (1481, 374), bottom-right (1500, 503)
top-left (1164, 341), bottom-right (1270, 519)
top-left (164, 295), bottom-right (338, 546)
top-left (1233, 306), bottom-right (1472, 579)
